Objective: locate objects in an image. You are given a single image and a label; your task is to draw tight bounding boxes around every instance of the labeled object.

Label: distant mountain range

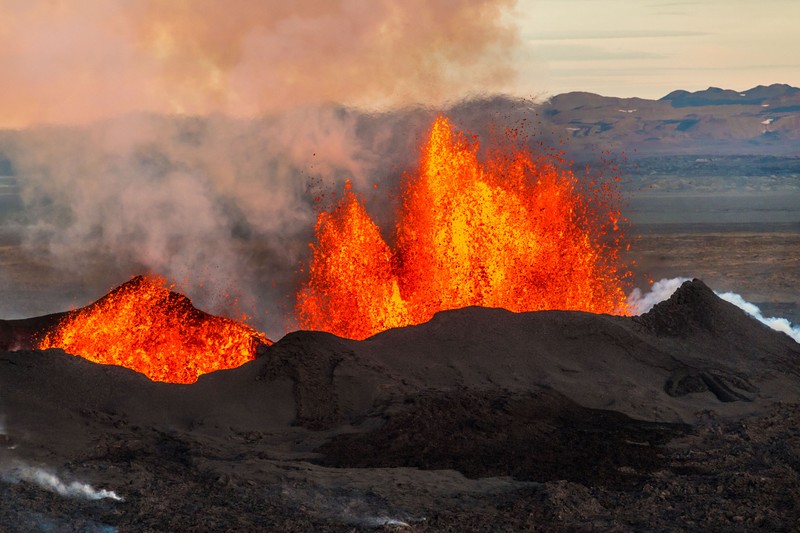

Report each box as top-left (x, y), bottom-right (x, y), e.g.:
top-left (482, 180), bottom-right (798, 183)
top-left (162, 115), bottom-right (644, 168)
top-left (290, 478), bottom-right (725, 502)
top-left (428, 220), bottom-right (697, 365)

top-left (538, 83), bottom-right (800, 156)
top-left (661, 84), bottom-right (800, 108)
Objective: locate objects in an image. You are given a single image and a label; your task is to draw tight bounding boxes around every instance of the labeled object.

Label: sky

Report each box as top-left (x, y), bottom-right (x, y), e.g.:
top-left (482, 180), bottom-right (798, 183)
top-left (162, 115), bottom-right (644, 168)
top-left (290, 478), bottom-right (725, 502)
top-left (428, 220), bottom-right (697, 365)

top-left (515, 0), bottom-right (800, 99)
top-left (1, 0), bottom-right (799, 127)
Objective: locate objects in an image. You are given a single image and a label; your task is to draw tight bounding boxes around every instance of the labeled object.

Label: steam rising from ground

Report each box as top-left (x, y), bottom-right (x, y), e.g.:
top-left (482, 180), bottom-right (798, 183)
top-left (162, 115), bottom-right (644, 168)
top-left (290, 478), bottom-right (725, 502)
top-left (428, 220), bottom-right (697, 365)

top-left (278, 483), bottom-right (417, 528)
top-left (629, 277), bottom-right (800, 344)
top-left (1, 412), bottom-right (121, 501)
top-left (627, 278), bottom-right (692, 315)
top-left (1, 460), bottom-right (123, 502)
top-left (0, 0), bottom-right (519, 128)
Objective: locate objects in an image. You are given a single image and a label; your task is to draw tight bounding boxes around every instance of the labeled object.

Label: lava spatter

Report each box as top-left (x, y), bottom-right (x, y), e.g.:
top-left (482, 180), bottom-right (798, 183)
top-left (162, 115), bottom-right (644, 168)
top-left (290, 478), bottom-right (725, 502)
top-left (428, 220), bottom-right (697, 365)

top-left (297, 115), bottom-right (630, 340)
top-left (38, 275), bottom-right (270, 384)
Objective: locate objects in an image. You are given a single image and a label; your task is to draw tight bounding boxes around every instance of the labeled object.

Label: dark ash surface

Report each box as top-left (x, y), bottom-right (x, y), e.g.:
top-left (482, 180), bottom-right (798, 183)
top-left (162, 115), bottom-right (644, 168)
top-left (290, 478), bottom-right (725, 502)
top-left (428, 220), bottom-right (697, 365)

top-left (1, 279), bottom-right (799, 531)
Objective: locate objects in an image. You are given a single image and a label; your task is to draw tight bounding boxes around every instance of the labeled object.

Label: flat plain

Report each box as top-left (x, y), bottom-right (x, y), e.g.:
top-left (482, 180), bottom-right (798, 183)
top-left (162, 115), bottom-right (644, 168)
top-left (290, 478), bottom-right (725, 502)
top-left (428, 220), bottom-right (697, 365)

top-left (628, 190), bottom-right (800, 324)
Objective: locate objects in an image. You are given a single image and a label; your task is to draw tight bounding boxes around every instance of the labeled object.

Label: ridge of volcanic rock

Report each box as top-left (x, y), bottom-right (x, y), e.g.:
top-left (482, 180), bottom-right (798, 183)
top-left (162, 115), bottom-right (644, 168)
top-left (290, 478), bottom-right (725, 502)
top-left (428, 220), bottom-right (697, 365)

top-left (634, 278), bottom-right (800, 379)
top-left (637, 279), bottom-right (795, 346)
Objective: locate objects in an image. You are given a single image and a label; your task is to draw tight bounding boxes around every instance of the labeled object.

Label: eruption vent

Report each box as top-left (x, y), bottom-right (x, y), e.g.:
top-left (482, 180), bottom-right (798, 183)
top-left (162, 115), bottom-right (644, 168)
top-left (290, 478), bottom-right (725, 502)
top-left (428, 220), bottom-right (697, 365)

top-left (297, 115), bottom-right (630, 339)
top-left (38, 275), bottom-right (270, 384)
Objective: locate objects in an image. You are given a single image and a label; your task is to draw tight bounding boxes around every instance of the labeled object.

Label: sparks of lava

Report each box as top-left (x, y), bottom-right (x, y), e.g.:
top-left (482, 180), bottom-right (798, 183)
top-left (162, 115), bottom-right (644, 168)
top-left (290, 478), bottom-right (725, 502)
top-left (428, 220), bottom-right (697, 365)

top-left (38, 275), bottom-right (270, 384)
top-left (297, 115), bottom-right (631, 340)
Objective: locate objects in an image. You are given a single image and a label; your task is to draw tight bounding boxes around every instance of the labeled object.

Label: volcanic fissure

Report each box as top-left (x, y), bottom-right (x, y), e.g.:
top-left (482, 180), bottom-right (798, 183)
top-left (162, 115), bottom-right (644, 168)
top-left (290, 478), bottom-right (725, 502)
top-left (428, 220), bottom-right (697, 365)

top-left (35, 115), bottom-right (631, 382)
top-left (296, 115), bottom-right (631, 339)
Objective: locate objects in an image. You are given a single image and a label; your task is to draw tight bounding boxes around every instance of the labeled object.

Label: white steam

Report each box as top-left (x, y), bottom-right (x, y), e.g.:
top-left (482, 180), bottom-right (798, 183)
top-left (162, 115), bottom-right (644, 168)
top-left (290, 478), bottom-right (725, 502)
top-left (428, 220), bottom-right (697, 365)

top-left (1, 460), bottom-right (123, 502)
top-left (629, 277), bottom-right (800, 344)
top-left (716, 291), bottom-right (800, 344)
top-left (0, 404), bottom-right (122, 503)
top-left (361, 516), bottom-right (413, 528)
top-left (627, 277), bottom-right (691, 316)
top-left (0, 410), bottom-right (122, 501)
top-left (0, 411), bottom-right (10, 450)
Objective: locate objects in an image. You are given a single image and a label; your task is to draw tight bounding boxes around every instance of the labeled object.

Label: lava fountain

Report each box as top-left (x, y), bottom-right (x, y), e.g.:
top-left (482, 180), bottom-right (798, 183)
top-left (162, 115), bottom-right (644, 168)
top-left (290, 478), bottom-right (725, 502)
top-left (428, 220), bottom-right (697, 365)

top-left (38, 275), bottom-right (270, 384)
top-left (297, 115), bottom-right (631, 340)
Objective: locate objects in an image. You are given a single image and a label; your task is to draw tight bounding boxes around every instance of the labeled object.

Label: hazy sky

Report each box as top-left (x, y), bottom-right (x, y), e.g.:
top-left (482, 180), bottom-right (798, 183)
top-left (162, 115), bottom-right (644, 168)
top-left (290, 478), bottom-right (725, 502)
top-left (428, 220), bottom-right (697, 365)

top-left (1, 0), bottom-right (799, 127)
top-left (515, 0), bottom-right (800, 99)
top-left (0, 0), bottom-right (518, 127)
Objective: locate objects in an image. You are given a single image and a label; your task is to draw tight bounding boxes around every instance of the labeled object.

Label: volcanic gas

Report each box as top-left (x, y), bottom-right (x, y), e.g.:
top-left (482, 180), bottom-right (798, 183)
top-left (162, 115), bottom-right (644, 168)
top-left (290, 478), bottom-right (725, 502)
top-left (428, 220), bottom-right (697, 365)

top-left (296, 115), bottom-right (631, 340)
top-left (38, 275), bottom-right (270, 384)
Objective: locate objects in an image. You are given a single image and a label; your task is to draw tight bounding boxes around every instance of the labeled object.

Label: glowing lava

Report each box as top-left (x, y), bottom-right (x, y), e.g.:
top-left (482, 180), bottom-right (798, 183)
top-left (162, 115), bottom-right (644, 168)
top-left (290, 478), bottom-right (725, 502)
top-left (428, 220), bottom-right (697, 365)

top-left (38, 275), bottom-right (270, 384)
top-left (297, 115), bottom-right (630, 340)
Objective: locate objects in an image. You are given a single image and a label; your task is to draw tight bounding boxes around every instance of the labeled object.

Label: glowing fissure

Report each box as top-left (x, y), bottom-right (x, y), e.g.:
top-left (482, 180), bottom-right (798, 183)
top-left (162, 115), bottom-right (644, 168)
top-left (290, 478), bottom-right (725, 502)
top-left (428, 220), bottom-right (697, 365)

top-left (38, 275), bottom-right (270, 384)
top-left (297, 115), bottom-right (631, 340)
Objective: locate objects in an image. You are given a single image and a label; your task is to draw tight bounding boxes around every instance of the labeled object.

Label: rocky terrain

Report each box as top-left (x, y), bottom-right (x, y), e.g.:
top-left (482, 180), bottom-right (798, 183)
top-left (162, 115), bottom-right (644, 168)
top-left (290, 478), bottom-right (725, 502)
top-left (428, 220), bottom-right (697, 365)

top-left (1, 279), bottom-right (799, 531)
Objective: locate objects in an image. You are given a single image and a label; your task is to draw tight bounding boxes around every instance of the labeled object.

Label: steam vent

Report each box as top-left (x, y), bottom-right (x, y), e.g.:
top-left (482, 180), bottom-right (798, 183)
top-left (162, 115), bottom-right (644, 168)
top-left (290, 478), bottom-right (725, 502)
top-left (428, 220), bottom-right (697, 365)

top-left (1, 278), bottom-right (800, 529)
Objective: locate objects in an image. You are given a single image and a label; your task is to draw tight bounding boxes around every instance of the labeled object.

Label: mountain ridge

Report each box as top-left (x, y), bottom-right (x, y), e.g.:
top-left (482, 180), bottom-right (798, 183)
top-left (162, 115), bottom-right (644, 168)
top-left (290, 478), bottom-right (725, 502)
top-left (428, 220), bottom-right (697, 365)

top-left (659, 83), bottom-right (800, 107)
top-left (536, 83), bottom-right (800, 156)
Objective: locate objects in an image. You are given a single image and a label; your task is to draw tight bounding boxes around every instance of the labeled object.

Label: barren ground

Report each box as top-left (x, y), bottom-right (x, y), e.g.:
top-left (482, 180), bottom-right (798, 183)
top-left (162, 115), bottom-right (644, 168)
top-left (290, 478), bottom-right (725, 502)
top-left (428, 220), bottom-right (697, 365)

top-left (630, 229), bottom-right (800, 324)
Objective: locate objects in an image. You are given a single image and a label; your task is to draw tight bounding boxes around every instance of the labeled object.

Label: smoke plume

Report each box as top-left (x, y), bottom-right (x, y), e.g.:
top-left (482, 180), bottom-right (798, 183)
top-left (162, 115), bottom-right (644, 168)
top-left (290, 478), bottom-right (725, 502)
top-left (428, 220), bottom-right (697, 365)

top-left (0, 1), bottom-right (525, 338)
top-left (1, 108), bottom-right (437, 337)
top-left (629, 277), bottom-right (800, 344)
top-left (0, 0), bottom-right (519, 128)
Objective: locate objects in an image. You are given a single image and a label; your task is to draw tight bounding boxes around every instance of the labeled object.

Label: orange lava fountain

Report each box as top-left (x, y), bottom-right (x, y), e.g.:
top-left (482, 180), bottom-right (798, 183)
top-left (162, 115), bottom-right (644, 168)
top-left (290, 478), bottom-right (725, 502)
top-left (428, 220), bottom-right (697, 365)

top-left (297, 115), bottom-right (630, 340)
top-left (38, 275), bottom-right (270, 384)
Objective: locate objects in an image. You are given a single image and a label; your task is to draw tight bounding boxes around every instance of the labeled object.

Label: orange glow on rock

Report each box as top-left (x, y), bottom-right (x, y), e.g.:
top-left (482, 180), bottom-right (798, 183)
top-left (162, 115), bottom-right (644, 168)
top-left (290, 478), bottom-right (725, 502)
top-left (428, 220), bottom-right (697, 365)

top-left (297, 115), bottom-right (630, 340)
top-left (38, 275), bottom-right (270, 384)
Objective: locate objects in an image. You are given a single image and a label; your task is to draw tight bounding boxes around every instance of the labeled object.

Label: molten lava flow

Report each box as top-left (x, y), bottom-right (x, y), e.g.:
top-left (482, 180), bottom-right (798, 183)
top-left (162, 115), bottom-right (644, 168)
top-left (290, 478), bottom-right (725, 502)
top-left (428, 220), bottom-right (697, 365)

top-left (38, 275), bottom-right (270, 384)
top-left (297, 115), bottom-right (631, 340)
